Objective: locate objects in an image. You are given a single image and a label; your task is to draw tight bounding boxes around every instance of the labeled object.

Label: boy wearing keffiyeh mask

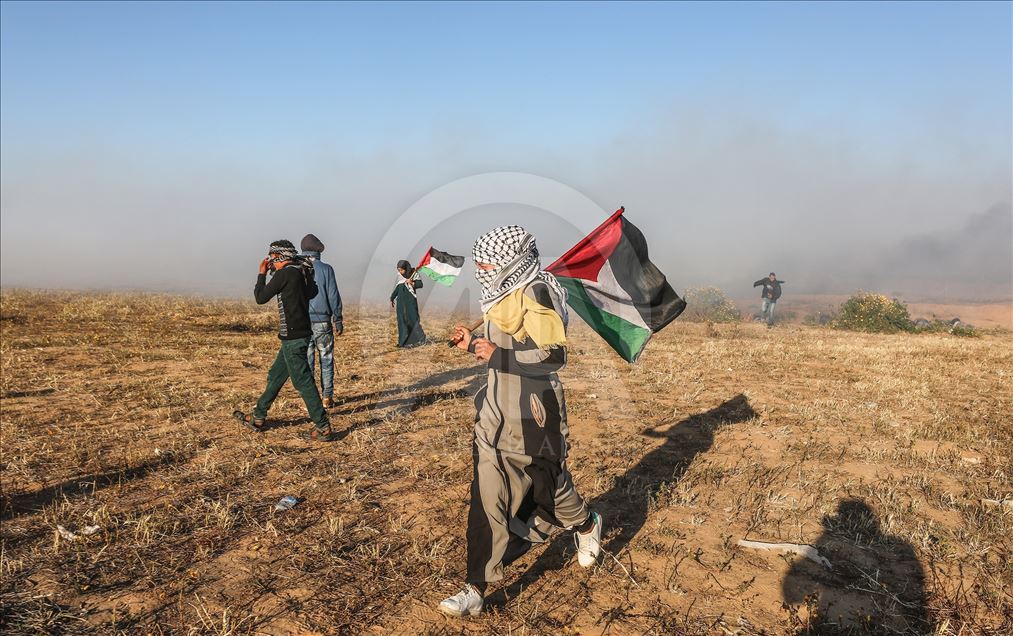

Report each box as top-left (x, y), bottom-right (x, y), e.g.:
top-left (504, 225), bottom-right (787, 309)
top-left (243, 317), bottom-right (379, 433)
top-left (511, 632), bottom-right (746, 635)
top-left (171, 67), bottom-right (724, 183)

top-left (232, 240), bottom-right (337, 442)
top-left (439, 226), bottom-right (603, 618)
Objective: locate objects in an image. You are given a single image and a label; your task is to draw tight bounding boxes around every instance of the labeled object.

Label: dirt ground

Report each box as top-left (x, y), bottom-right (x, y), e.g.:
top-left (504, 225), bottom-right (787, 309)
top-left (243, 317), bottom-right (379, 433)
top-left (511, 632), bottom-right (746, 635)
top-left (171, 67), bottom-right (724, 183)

top-left (1, 290), bottom-right (1010, 635)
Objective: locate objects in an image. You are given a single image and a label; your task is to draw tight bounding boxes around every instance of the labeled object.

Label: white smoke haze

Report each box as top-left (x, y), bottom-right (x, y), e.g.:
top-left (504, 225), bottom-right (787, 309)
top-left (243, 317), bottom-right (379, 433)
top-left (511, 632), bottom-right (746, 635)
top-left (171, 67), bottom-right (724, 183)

top-left (1, 100), bottom-right (1010, 306)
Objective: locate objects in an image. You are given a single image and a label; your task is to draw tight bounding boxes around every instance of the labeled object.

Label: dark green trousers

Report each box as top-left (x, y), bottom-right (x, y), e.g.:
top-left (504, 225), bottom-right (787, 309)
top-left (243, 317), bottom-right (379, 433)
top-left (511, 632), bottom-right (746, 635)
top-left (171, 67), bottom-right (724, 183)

top-left (254, 337), bottom-right (329, 427)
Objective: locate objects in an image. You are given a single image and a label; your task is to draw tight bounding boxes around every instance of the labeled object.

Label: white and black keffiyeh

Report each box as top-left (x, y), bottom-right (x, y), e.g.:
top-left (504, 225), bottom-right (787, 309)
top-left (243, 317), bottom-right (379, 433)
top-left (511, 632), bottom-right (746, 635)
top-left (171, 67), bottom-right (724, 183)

top-left (472, 225), bottom-right (567, 316)
top-left (268, 240), bottom-right (312, 277)
top-left (269, 240), bottom-right (299, 266)
top-left (399, 273), bottom-right (417, 297)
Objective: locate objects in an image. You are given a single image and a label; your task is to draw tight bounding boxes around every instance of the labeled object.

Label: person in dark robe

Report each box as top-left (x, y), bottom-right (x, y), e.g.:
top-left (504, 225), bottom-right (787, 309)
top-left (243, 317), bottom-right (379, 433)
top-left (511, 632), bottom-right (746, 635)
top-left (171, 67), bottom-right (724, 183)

top-left (390, 260), bottom-right (426, 347)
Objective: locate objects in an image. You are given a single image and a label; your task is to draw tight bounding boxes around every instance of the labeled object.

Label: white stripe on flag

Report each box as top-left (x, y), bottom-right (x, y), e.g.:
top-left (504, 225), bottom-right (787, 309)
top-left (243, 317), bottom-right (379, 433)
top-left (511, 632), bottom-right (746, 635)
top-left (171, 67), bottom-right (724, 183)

top-left (579, 261), bottom-right (650, 330)
top-left (422, 259), bottom-right (461, 277)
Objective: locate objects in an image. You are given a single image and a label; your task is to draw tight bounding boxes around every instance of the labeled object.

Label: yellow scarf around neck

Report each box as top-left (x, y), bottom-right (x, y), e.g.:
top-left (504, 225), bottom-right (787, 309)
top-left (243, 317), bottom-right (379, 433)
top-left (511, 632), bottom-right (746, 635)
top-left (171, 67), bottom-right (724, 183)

top-left (484, 287), bottom-right (566, 349)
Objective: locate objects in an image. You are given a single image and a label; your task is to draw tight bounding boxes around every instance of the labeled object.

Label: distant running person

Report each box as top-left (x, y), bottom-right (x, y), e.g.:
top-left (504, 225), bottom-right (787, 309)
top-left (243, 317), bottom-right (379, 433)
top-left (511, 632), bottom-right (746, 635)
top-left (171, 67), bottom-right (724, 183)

top-left (753, 272), bottom-right (785, 327)
top-left (233, 240), bottom-right (336, 441)
top-left (439, 225), bottom-right (602, 618)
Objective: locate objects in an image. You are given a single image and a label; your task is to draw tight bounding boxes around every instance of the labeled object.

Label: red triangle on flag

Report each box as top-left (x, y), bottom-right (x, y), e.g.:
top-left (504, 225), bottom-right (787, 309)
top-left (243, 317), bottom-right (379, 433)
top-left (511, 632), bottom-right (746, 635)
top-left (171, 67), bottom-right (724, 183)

top-left (546, 207), bottom-right (625, 283)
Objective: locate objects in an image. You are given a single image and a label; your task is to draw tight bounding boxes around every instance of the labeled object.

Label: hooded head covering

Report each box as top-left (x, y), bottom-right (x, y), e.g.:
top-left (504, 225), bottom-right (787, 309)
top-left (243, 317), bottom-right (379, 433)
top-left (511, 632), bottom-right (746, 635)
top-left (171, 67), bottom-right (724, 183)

top-left (472, 225), bottom-right (566, 316)
top-left (396, 260), bottom-right (414, 277)
top-left (396, 260), bottom-right (417, 297)
top-left (301, 233), bottom-right (325, 253)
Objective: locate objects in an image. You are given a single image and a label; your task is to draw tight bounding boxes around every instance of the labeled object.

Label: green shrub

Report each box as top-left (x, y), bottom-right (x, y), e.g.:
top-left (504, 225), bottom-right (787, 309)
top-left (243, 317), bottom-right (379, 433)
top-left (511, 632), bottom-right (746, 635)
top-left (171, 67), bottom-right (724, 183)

top-left (681, 287), bottom-right (741, 323)
top-left (832, 293), bottom-right (913, 333)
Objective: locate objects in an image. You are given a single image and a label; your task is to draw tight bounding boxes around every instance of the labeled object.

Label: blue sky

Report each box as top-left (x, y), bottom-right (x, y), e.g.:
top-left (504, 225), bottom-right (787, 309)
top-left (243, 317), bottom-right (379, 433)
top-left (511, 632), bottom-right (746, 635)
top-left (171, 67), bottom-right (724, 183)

top-left (1, 1), bottom-right (1010, 299)
top-left (3, 2), bottom-right (1008, 159)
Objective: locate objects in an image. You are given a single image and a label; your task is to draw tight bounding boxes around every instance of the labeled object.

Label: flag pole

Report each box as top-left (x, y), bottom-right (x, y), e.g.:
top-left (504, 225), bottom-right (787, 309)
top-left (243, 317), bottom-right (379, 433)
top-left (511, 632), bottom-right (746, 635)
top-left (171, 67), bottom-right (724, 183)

top-left (447, 317), bottom-right (485, 349)
top-left (409, 247), bottom-right (431, 281)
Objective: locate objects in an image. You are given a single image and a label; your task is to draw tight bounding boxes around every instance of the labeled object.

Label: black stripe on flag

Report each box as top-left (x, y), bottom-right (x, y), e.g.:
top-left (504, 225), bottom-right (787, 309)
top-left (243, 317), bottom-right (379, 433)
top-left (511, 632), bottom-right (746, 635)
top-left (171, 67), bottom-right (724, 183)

top-left (430, 248), bottom-right (465, 268)
top-left (608, 217), bottom-right (687, 332)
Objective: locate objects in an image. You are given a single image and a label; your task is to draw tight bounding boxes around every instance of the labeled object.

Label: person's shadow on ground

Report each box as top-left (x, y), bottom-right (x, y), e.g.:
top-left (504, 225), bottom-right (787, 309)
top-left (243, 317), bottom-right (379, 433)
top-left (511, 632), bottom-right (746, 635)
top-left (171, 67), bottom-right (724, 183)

top-left (328, 365), bottom-right (486, 439)
top-left (782, 499), bottom-right (931, 634)
top-left (488, 394), bottom-right (757, 606)
top-left (331, 365), bottom-right (484, 414)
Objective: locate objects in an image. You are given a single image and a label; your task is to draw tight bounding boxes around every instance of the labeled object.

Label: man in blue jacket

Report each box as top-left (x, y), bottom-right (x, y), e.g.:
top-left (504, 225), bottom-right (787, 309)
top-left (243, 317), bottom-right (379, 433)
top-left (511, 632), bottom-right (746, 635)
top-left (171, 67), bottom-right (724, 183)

top-left (300, 234), bottom-right (344, 408)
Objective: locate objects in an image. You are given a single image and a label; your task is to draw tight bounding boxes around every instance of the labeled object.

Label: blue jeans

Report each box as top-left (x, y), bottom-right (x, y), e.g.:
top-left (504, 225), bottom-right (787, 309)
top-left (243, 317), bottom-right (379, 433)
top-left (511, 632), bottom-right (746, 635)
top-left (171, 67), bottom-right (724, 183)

top-left (307, 321), bottom-right (335, 399)
top-left (761, 298), bottom-right (776, 325)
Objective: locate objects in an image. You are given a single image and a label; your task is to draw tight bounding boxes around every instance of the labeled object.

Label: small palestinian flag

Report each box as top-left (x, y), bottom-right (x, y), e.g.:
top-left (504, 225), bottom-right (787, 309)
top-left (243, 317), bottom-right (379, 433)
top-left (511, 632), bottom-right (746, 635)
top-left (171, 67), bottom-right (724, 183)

top-left (547, 208), bottom-right (686, 362)
top-left (416, 247), bottom-right (465, 286)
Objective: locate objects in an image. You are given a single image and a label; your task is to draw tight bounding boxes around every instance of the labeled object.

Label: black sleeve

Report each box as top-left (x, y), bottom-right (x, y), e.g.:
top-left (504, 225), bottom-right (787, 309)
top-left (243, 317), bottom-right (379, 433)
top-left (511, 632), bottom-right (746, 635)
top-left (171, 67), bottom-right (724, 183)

top-left (488, 345), bottom-right (567, 378)
top-left (255, 272), bottom-right (287, 305)
top-left (753, 279), bottom-right (765, 287)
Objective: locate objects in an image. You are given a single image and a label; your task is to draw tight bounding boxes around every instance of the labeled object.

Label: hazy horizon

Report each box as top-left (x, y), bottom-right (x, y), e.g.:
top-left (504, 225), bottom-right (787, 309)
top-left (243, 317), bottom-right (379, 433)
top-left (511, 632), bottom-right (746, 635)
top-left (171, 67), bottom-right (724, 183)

top-left (2, 2), bottom-right (1010, 307)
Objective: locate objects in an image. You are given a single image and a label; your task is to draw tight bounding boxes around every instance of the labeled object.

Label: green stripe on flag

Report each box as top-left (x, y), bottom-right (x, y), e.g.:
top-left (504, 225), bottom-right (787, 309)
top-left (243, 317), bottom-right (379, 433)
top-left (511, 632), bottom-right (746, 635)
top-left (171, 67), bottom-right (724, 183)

top-left (418, 266), bottom-right (458, 286)
top-left (558, 277), bottom-right (652, 362)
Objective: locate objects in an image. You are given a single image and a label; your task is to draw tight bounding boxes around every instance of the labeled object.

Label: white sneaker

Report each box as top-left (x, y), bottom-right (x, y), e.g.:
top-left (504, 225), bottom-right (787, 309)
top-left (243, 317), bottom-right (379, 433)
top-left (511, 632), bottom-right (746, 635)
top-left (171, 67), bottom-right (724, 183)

top-left (438, 584), bottom-right (483, 617)
top-left (575, 511), bottom-right (603, 567)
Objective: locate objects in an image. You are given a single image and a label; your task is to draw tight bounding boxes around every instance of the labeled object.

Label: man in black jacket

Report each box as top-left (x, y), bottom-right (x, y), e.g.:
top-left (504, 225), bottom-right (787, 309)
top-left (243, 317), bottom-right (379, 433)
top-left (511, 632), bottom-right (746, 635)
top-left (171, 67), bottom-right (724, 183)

top-left (234, 240), bottom-right (336, 441)
top-left (753, 272), bottom-right (784, 327)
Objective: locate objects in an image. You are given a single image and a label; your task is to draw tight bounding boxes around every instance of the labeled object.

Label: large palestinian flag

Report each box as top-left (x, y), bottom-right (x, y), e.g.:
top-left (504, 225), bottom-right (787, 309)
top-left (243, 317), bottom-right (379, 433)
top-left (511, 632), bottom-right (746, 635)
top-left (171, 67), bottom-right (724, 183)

top-left (417, 247), bottom-right (465, 286)
top-left (546, 208), bottom-right (686, 362)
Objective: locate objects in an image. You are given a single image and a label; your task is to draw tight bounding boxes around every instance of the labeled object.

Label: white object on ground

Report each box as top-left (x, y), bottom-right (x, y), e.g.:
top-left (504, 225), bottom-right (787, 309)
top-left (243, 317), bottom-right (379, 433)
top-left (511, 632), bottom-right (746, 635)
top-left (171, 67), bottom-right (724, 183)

top-left (56, 525), bottom-right (101, 541)
top-left (736, 539), bottom-right (831, 568)
top-left (982, 499), bottom-right (1012, 509)
top-left (56, 525), bottom-right (78, 541)
top-left (274, 495), bottom-right (301, 512)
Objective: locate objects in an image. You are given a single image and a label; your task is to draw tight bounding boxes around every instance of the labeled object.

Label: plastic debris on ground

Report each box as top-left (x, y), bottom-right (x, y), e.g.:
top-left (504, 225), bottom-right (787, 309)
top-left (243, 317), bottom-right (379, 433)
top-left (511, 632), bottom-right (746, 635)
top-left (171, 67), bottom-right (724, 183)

top-left (274, 495), bottom-right (302, 512)
top-left (57, 525), bottom-right (101, 541)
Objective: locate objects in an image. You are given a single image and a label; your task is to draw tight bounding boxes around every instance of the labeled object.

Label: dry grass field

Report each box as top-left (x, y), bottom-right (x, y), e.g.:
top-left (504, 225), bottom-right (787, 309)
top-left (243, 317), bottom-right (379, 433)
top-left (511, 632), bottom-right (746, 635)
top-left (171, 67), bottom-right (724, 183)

top-left (1, 290), bottom-right (1010, 635)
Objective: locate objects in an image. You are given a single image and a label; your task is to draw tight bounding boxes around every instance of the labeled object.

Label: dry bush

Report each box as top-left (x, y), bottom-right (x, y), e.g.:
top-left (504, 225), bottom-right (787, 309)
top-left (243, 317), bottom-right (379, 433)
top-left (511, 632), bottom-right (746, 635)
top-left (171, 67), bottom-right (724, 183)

top-left (680, 287), bottom-right (742, 323)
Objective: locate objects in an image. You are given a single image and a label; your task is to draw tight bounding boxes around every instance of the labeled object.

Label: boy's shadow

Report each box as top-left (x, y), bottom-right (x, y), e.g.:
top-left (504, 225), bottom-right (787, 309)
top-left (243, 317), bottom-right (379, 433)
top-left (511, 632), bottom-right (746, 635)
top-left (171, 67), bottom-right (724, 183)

top-left (489, 394), bottom-right (756, 606)
top-left (782, 499), bottom-right (931, 634)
